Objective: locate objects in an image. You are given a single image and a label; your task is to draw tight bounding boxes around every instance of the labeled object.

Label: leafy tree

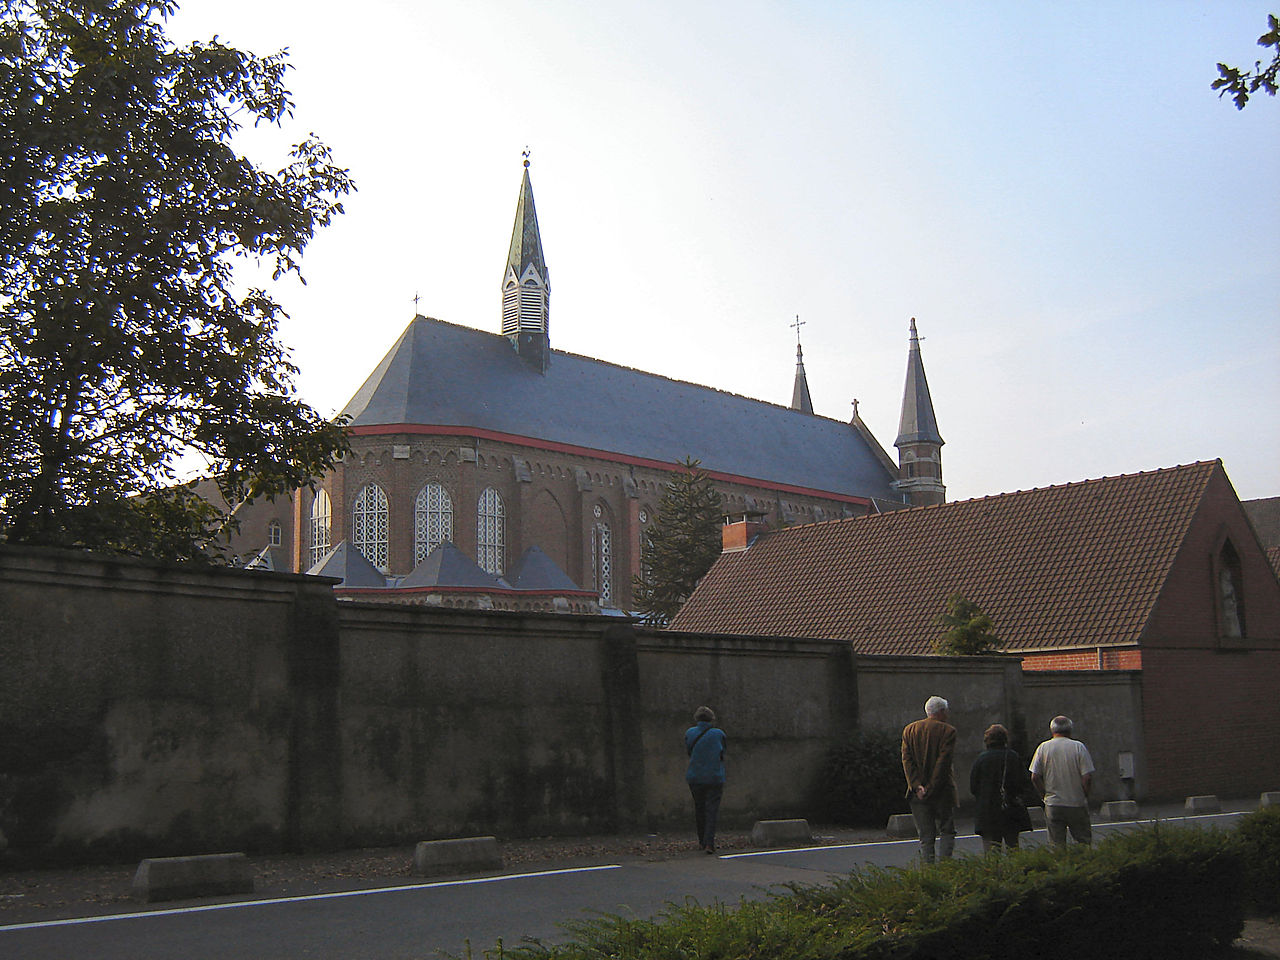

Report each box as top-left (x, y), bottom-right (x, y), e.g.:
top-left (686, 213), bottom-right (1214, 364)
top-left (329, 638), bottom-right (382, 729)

top-left (933, 592), bottom-right (1001, 655)
top-left (632, 457), bottom-right (723, 624)
top-left (0, 0), bottom-right (354, 560)
top-left (1213, 13), bottom-right (1280, 108)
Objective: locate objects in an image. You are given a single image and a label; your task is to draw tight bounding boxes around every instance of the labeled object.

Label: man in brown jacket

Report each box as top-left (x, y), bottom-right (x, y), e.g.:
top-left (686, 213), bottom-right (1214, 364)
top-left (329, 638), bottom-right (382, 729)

top-left (901, 695), bottom-right (958, 863)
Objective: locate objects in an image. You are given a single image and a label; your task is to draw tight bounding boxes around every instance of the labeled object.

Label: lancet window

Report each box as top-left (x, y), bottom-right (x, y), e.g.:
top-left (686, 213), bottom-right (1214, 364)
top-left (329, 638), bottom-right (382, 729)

top-left (352, 483), bottom-right (390, 571)
top-left (415, 482), bottom-right (455, 564)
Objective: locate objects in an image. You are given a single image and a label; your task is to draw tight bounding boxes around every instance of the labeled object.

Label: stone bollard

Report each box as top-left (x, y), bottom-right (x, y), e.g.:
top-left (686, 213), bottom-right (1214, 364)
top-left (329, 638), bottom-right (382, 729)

top-left (750, 819), bottom-right (811, 847)
top-left (1101, 800), bottom-right (1140, 822)
top-left (1184, 795), bottom-right (1221, 815)
top-left (1260, 792), bottom-right (1280, 808)
top-left (886, 814), bottom-right (917, 838)
top-left (412, 837), bottom-right (503, 877)
top-left (132, 853), bottom-right (254, 903)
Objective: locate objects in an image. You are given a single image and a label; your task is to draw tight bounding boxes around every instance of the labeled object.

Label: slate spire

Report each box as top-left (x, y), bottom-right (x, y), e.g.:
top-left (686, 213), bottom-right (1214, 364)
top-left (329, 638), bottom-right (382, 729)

top-left (789, 315), bottom-right (813, 414)
top-left (893, 318), bottom-right (945, 506)
top-left (502, 151), bottom-right (550, 372)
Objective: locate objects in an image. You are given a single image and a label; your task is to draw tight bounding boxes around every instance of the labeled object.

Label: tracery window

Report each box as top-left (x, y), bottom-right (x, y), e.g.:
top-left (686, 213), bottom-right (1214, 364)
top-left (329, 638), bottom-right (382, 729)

top-left (352, 483), bottom-right (390, 571)
top-left (592, 518), bottom-right (613, 607)
top-left (477, 487), bottom-right (506, 576)
top-left (415, 482), bottom-right (455, 563)
top-left (308, 489), bottom-right (331, 568)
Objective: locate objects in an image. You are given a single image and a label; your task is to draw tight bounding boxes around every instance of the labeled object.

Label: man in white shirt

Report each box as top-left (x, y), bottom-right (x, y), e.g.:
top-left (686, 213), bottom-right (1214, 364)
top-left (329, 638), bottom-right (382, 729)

top-left (1029, 715), bottom-right (1095, 846)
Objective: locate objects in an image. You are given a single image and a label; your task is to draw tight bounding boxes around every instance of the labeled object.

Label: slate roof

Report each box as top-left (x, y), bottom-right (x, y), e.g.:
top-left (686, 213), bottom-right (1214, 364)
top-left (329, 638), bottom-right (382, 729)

top-left (671, 461), bottom-right (1222, 655)
top-left (399, 541), bottom-right (508, 590)
top-left (508, 545), bottom-right (583, 592)
top-left (306, 541), bottom-right (387, 587)
top-left (507, 164), bottom-right (546, 278)
top-left (341, 316), bottom-right (902, 502)
top-left (1245, 497), bottom-right (1280, 550)
top-left (895, 318), bottom-right (943, 447)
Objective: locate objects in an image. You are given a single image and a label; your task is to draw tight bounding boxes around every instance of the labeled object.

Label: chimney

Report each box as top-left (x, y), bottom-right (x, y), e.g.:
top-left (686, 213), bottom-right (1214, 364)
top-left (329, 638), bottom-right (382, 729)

top-left (721, 512), bottom-right (769, 553)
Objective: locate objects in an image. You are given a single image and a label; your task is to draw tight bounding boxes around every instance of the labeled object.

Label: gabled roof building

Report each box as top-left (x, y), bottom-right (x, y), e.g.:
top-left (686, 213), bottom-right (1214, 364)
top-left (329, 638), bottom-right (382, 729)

top-left (248, 159), bottom-right (944, 610)
top-left (671, 460), bottom-right (1280, 798)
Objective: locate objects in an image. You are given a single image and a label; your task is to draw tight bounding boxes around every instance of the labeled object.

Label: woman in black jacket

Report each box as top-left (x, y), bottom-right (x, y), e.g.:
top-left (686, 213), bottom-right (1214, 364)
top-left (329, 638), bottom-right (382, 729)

top-left (969, 723), bottom-right (1033, 851)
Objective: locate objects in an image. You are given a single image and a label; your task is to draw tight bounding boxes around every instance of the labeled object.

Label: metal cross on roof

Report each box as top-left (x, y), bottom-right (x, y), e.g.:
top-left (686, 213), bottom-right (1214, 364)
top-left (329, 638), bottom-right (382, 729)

top-left (790, 314), bottom-right (805, 346)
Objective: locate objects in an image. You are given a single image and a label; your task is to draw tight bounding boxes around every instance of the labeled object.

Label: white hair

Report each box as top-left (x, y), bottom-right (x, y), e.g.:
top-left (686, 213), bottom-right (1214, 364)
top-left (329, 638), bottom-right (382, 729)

top-left (924, 696), bottom-right (949, 717)
top-left (1050, 715), bottom-right (1073, 735)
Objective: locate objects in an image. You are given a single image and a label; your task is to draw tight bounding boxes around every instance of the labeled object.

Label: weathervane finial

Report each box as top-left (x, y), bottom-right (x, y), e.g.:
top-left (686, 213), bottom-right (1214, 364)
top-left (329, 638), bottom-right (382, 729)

top-left (522, 146), bottom-right (531, 168)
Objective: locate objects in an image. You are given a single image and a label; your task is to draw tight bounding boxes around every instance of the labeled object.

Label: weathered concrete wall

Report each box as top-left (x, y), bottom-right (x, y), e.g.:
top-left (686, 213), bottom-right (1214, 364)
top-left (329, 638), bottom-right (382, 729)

top-left (0, 546), bottom-right (333, 861)
top-left (633, 630), bottom-right (857, 828)
top-left (1021, 669), bottom-right (1144, 801)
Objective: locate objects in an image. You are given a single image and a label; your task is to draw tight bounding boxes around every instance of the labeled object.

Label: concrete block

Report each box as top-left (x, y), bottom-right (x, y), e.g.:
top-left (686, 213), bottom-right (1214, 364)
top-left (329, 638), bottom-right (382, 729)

top-left (1261, 792), bottom-right (1280, 808)
top-left (132, 853), bottom-right (254, 903)
top-left (1028, 806), bottom-right (1046, 829)
top-left (886, 814), bottom-right (917, 838)
top-left (750, 819), bottom-right (811, 847)
top-left (1101, 800), bottom-right (1140, 822)
top-left (1184, 795), bottom-right (1221, 814)
top-left (412, 837), bottom-right (503, 877)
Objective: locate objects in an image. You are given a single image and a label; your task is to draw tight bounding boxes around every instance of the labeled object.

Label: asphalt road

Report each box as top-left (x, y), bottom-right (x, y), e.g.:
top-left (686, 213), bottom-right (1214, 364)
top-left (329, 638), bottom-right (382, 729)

top-left (0, 811), bottom-right (1248, 960)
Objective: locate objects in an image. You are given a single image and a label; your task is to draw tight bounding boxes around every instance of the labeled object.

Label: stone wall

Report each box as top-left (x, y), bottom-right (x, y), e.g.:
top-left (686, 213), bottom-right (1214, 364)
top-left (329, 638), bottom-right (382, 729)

top-left (0, 544), bottom-right (1213, 867)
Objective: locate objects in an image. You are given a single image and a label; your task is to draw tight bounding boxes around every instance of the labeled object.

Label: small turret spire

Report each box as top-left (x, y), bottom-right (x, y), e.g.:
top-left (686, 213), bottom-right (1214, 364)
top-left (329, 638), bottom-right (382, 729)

top-left (789, 315), bottom-right (814, 414)
top-left (502, 152), bottom-right (550, 372)
top-left (893, 318), bottom-right (945, 506)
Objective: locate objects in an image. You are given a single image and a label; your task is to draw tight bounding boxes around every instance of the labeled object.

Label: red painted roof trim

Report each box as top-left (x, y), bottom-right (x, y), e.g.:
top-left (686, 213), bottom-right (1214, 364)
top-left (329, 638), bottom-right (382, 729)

top-left (336, 584), bottom-right (598, 598)
top-left (347, 423), bottom-right (874, 506)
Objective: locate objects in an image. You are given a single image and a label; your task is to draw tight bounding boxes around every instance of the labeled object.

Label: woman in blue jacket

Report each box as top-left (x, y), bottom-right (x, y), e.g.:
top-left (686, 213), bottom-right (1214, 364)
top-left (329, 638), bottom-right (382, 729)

top-left (685, 706), bottom-right (727, 853)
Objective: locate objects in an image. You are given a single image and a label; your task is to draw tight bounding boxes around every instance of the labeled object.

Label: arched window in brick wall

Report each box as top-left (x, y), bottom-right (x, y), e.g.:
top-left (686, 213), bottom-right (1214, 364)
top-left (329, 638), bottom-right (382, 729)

top-left (308, 489), bottom-right (331, 568)
top-left (591, 503), bottom-right (613, 607)
top-left (353, 483), bottom-right (390, 571)
top-left (1218, 540), bottom-right (1245, 638)
top-left (415, 482), bottom-right (454, 564)
top-left (477, 487), bottom-right (506, 576)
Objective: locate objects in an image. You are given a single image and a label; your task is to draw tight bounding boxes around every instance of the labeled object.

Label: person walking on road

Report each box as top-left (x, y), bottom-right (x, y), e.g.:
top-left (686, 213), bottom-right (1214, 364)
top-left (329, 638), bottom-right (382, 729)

top-left (969, 723), bottom-right (1033, 852)
top-left (901, 695), bottom-right (958, 863)
top-left (1029, 715), bottom-right (1095, 846)
top-left (685, 706), bottom-right (727, 854)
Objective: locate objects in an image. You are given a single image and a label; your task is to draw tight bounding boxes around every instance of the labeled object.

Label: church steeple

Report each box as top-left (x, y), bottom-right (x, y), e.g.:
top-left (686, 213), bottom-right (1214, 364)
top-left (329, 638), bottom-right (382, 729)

top-left (502, 152), bottom-right (550, 372)
top-left (789, 315), bottom-right (813, 414)
top-left (893, 318), bottom-right (945, 506)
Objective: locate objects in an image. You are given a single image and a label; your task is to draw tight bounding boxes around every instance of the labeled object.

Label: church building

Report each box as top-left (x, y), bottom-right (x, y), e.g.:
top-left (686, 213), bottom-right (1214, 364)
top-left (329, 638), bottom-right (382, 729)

top-left (252, 159), bottom-right (945, 611)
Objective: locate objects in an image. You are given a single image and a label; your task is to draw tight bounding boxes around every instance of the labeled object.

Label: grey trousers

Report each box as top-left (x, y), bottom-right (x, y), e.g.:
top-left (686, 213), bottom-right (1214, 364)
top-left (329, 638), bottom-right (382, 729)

top-left (909, 797), bottom-right (956, 863)
top-left (1045, 804), bottom-right (1092, 845)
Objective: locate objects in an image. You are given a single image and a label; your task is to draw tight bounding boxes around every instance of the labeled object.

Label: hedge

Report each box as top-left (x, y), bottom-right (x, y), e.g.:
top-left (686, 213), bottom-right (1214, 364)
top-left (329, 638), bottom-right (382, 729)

top-left (481, 823), bottom-right (1249, 960)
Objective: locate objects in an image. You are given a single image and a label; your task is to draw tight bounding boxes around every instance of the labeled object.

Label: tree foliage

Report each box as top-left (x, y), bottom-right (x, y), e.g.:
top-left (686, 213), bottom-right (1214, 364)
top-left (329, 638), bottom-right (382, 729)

top-left (0, 0), bottom-right (354, 559)
top-left (632, 457), bottom-right (723, 625)
top-left (933, 592), bottom-right (1001, 656)
top-left (1214, 13), bottom-right (1280, 108)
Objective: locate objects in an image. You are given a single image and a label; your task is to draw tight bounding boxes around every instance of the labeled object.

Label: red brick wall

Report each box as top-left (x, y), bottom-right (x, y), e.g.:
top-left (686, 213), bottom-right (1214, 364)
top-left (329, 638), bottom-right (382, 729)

top-left (1140, 646), bottom-right (1280, 798)
top-left (1021, 648), bottom-right (1143, 671)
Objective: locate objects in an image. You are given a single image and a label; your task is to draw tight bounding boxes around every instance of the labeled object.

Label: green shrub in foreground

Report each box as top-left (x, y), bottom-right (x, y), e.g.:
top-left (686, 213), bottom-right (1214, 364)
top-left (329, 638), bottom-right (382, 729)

top-left (493, 825), bottom-right (1243, 960)
top-left (1235, 804), bottom-right (1280, 913)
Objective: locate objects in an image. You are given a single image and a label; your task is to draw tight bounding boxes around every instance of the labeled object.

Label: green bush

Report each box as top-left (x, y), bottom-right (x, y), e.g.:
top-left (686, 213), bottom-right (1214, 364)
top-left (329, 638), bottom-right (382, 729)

top-left (816, 730), bottom-right (906, 827)
top-left (494, 825), bottom-right (1244, 960)
top-left (1236, 804), bottom-right (1280, 913)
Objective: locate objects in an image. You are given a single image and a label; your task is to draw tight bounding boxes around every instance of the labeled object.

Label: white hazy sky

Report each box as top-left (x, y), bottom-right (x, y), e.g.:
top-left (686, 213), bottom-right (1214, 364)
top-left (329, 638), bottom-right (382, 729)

top-left (169, 1), bottom-right (1279, 502)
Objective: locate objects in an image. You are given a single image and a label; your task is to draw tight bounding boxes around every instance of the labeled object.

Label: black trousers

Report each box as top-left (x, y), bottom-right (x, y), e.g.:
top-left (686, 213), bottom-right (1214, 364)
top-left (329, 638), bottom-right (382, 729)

top-left (689, 782), bottom-right (724, 849)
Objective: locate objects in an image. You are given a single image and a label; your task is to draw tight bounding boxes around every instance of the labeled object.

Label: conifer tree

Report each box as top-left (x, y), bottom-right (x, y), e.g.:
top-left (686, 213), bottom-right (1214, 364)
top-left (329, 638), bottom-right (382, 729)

top-left (633, 457), bottom-right (723, 625)
top-left (933, 593), bottom-right (1001, 655)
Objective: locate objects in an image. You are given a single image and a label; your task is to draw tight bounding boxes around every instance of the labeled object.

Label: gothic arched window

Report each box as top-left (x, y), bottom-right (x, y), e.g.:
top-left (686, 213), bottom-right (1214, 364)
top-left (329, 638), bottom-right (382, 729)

top-left (415, 482), bottom-right (455, 564)
top-left (267, 519), bottom-right (282, 547)
top-left (308, 489), bottom-right (331, 568)
top-left (477, 487), bottom-right (506, 576)
top-left (592, 517), bottom-right (613, 607)
top-left (352, 483), bottom-right (390, 571)
top-left (1218, 540), bottom-right (1245, 638)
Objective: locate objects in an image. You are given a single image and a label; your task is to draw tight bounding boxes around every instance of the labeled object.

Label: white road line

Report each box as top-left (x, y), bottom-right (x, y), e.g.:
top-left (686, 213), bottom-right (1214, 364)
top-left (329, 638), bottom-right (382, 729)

top-left (0, 864), bottom-right (623, 933)
top-left (718, 810), bottom-right (1245, 860)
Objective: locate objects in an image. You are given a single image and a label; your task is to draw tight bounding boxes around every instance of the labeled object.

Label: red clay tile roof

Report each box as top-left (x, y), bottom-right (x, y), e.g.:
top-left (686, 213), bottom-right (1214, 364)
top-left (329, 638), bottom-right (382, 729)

top-left (670, 461), bottom-right (1221, 655)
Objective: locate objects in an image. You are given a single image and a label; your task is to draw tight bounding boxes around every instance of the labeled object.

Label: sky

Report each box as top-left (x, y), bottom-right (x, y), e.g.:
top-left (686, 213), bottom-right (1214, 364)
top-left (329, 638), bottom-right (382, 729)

top-left (168, 1), bottom-right (1279, 502)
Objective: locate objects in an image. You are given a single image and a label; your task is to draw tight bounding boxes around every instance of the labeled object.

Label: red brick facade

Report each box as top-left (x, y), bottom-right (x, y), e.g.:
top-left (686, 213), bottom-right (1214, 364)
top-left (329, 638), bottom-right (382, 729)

top-left (1021, 647), bottom-right (1144, 671)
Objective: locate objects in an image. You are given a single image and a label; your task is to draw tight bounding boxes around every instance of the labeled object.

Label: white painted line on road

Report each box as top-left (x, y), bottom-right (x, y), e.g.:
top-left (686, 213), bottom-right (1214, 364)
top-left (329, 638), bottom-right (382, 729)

top-left (0, 863), bottom-right (623, 933)
top-left (719, 810), bottom-right (1246, 860)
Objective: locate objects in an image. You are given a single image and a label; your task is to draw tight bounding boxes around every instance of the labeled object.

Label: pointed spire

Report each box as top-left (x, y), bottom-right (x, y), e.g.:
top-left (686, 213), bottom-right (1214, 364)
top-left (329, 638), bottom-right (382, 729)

top-left (895, 318), bottom-right (943, 447)
top-left (501, 150), bottom-right (551, 372)
top-left (789, 315), bottom-right (813, 414)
